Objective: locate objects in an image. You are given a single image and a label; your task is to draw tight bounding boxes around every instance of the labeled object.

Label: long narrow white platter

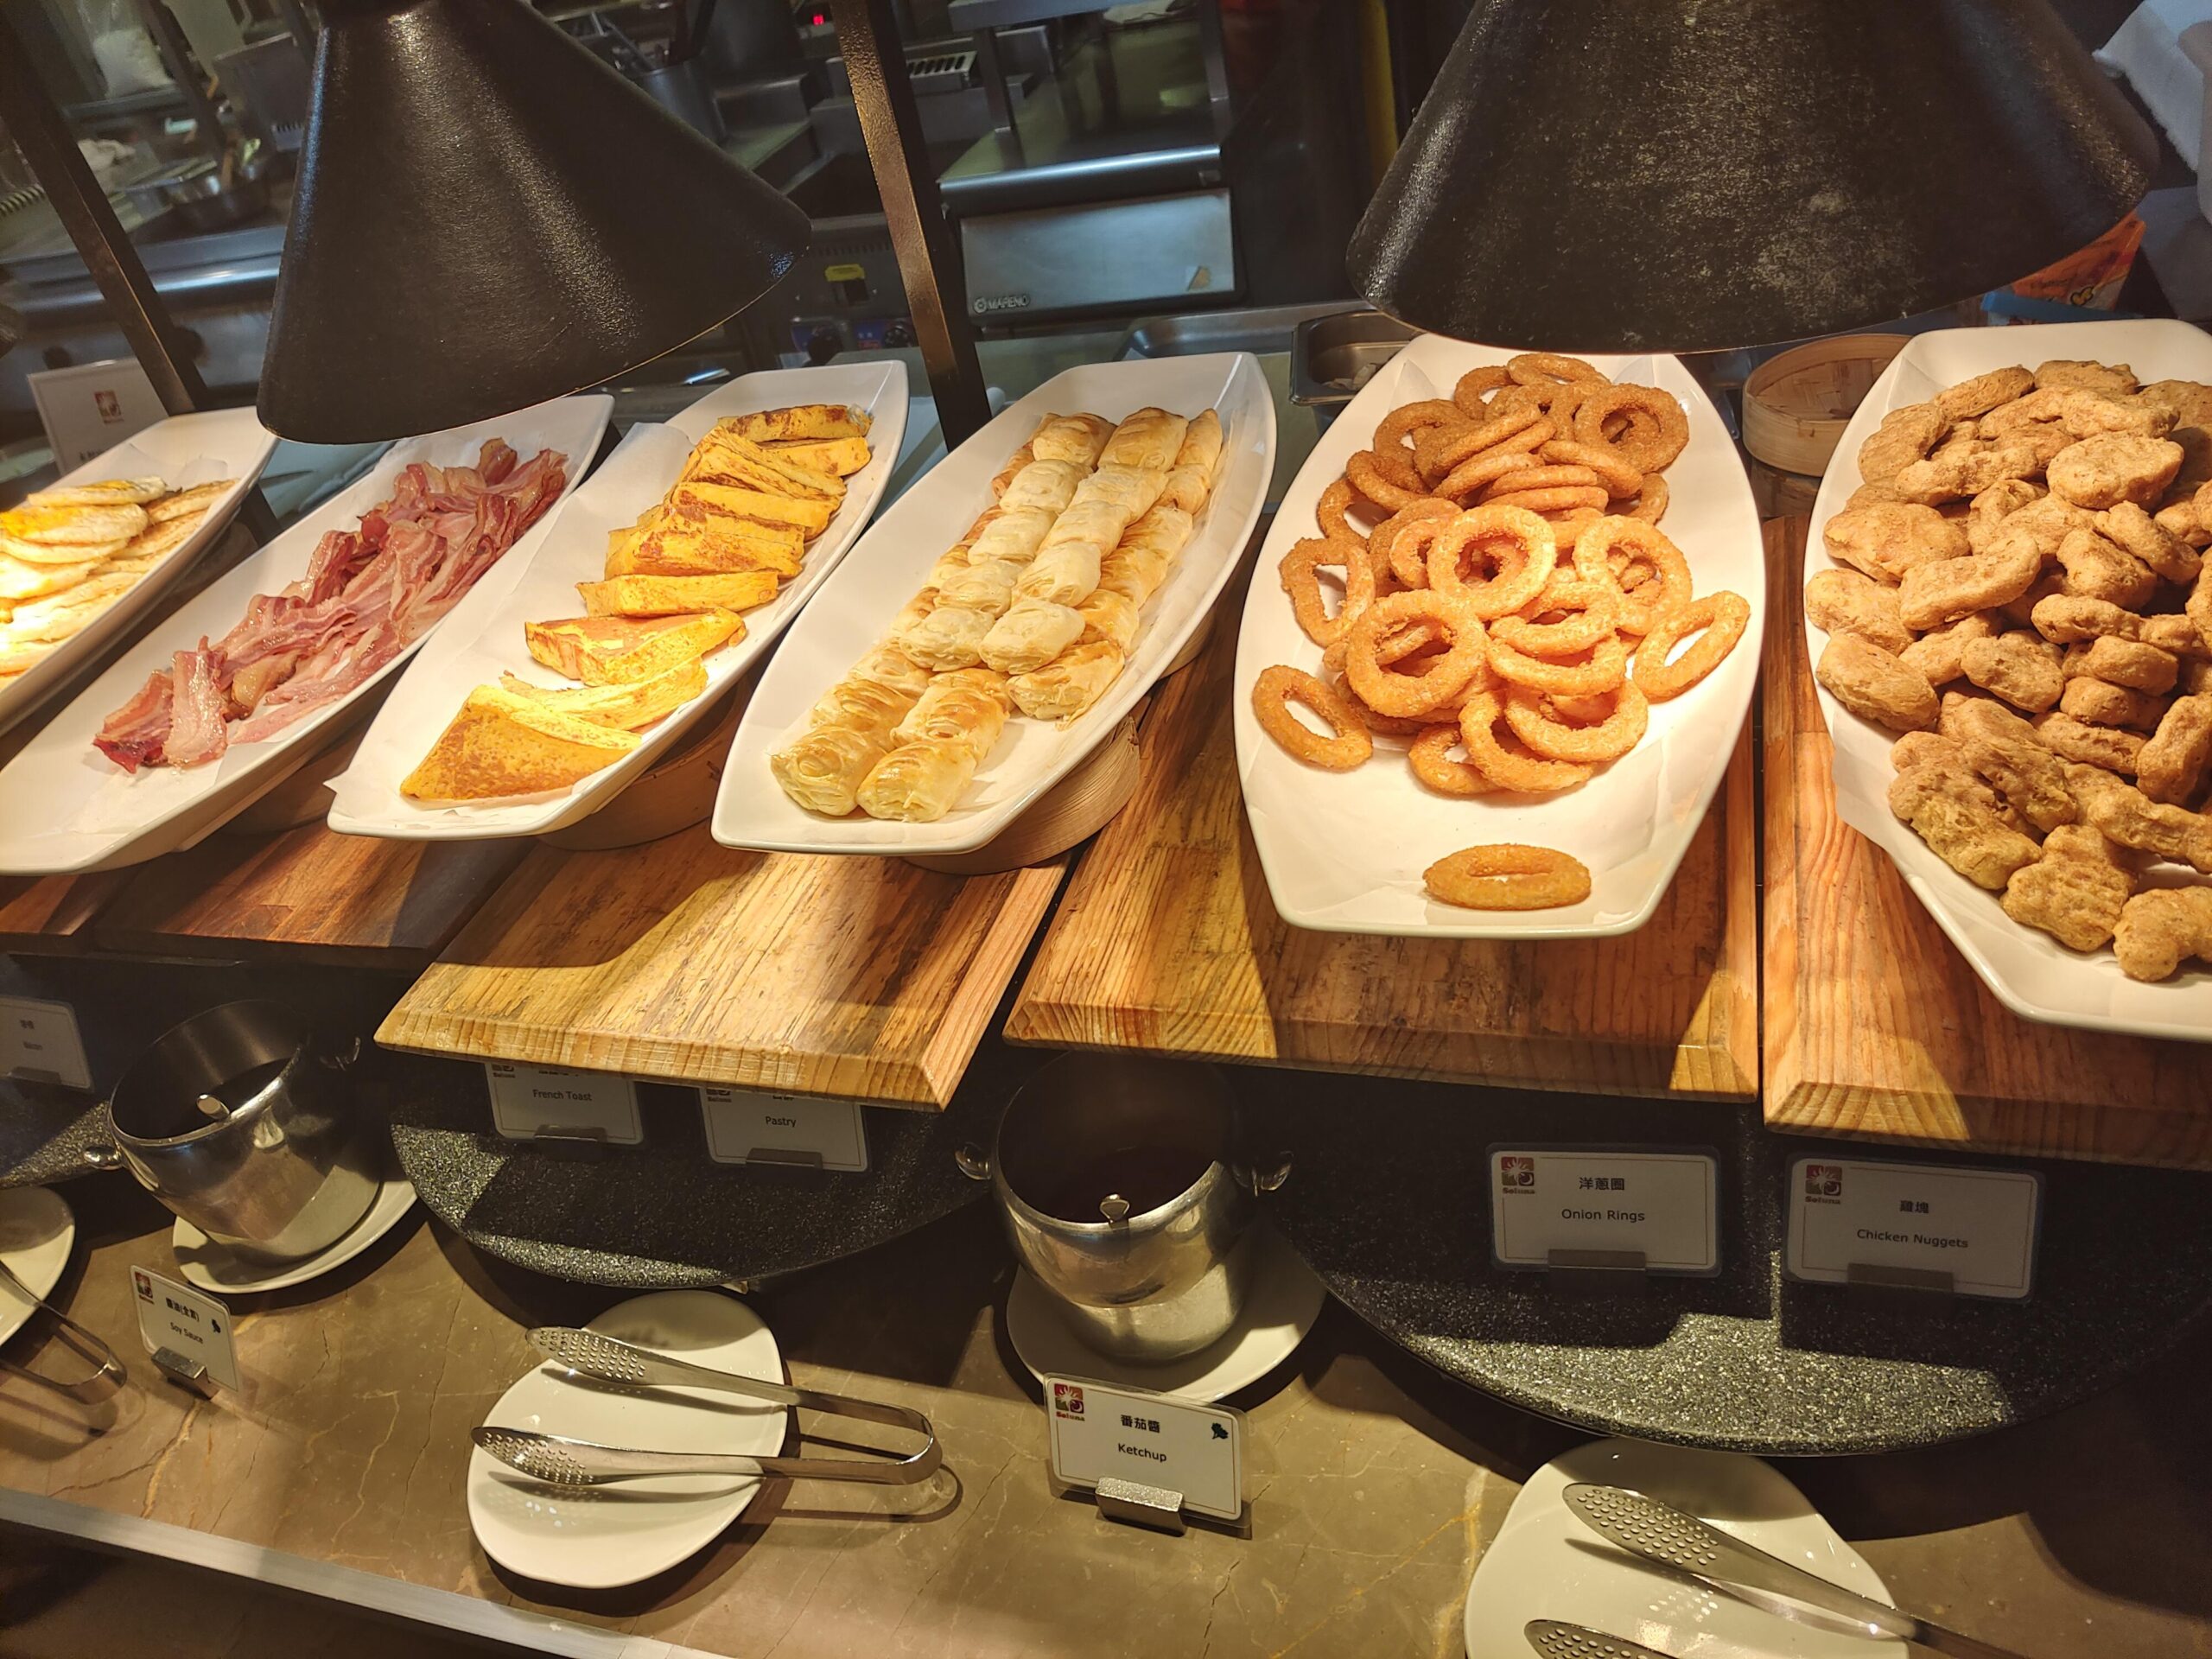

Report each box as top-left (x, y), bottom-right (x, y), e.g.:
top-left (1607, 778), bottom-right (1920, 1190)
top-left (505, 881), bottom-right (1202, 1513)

top-left (0, 406), bottom-right (279, 738)
top-left (0, 396), bottom-right (611, 874)
top-left (1233, 335), bottom-right (1764, 939)
top-left (1807, 317), bottom-right (2212, 1041)
top-left (715, 352), bottom-right (1274, 855)
top-left (326, 361), bottom-right (906, 841)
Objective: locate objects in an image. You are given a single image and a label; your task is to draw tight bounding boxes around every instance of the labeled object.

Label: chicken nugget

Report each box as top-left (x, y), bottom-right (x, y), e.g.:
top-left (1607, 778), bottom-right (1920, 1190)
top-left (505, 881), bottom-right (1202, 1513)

top-left (2157, 499), bottom-right (2209, 549)
top-left (2099, 500), bottom-right (2202, 584)
top-left (2185, 659), bottom-right (2212, 696)
top-left (1898, 526), bottom-right (2044, 631)
top-left (1893, 442), bottom-right (2042, 505)
top-left (1805, 568), bottom-right (1911, 653)
top-left (2001, 824), bottom-right (2135, 951)
top-left (2048, 434), bottom-right (2184, 511)
top-left (2139, 613), bottom-right (2212, 659)
top-left (2113, 887), bottom-right (2212, 981)
top-left (2059, 675), bottom-right (2170, 731)
top-left (2077, 635), bottom-right (2178, 695)
top-left (1961, 630), bottom-right (2064, 712)
top-left (1823, 502), bottom-right (1968, 584)
top-left (2034, 710), bottom-right (2146, 772)
top-left (1857, 403), bottom-right (1948, 482)
top-left (2067, 764), bottom-right (2212, 871)
top-left (1942, 688), bottom-right (2041, 745)
top-left (1897, 612), bottom-right (1996, 686)
top-left (2132, 379), bottom-right (2212, 428)
top-left (1962, 730), bottom-right (2078, 832)
top-left (2056, 526), bottom-right (2158, 609)
top-left (1816, 634), bottom-right (1938, 732)
top-left (2137, 695), bottom-right (2212, 805)
top-left (1891, 731), bottom-right (1967, 773)
top-left (1889, 764), bottom-right (2044, 888)
top-left (2031, 594), bottom-right (2140, 645)
top-left (1939, 367), bottom-right (2035, 423)
top-left (1997, 570), bottom-right (2068, 630)
top-left (2035, 359), bottom-right (2139, 397)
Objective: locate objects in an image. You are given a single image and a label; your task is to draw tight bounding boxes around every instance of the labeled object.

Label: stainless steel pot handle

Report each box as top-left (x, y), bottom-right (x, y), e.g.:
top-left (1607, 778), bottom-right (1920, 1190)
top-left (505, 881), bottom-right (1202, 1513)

top-left (80, 1142), bottom-right (124, 1172)
top-left (1237, 1153), bottom-right (1293, 1196)
top-left (319, 1034), bottom-right (364, 1070)
top-left (954, 1144), bottom-right (991, 1182)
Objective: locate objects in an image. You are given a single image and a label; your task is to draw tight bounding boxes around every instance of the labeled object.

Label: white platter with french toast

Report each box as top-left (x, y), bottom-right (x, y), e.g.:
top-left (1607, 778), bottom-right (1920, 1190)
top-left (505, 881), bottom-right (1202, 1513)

top-left (0, 406), bottom-right (278, 739)
top-left (326, 361), bottom-right (906, 841)
top-left (0, 397), bottom-right (610, 874)
top-left (715, 353), bottom-right (1274, 855)
top-left (1807, 318), bottom-right (2212, 1040)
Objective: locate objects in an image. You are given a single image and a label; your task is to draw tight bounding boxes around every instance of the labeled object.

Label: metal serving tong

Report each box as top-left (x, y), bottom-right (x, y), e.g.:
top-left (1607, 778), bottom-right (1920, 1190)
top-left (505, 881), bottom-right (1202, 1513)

top-left (1525, 1621), bottom-right (1675, 1659)
top-left (470, 1325), bottom-right (940, 1488)
top-left (1563, 1484), bottom-right (2033, 1659)
top-left (0, 1257), bottom-right (127, 1402)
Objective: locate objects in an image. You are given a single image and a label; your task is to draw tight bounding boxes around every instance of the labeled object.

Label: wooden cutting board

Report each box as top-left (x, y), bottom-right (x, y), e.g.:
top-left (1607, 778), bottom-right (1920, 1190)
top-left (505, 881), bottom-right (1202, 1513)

top-left (1004, 615), bottom-right (1759, 1097)
top-left (379, 823), bottom-right (1066, 1109)
top-left (1764, 518), bottom-right (2212, 1168)
top-left (0, 869), bottom-right (123, 954)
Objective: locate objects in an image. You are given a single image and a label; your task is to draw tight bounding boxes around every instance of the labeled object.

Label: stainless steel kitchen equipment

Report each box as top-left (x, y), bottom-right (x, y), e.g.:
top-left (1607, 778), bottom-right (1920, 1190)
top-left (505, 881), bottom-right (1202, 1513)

top-left (1523, 1622), bottom-right (1676, 1659)
top-left (959, 1052), bottom-right (1288, 1363)
top-left (84, 1001), bottom-right (378, 1262)
top-left (1290, 307), bottom-right (1417, 429)
top-left (0, 1255), bottom-right (127, 1401)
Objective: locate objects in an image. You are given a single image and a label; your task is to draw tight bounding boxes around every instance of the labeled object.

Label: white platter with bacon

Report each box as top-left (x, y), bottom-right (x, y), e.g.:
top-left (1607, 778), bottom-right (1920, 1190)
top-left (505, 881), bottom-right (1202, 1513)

top-left (0, 396), bottom-right (611, 874)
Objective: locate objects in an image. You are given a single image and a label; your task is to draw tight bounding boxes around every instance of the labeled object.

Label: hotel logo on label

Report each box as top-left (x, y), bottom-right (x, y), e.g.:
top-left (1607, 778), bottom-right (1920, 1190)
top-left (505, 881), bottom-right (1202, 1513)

top-left (1499, 1155), bottom-right (1536, 1191)
top-left (1052, 1382), bottom-right (1085, 1420)
top-left (1805, 1163), bottom-right (1844, 1202)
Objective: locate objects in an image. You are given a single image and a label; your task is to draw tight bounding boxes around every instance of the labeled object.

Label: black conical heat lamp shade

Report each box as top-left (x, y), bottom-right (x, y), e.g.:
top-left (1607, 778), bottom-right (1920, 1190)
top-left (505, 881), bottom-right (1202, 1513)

top-left (257, 0), bottom-right (810, 442)
top-left (1348, 0), bottom-right (2158, 353)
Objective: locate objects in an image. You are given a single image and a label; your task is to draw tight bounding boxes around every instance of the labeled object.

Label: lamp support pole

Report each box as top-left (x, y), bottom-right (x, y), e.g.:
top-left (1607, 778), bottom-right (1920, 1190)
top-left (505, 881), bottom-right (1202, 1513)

top-left (829, 0), bottom-right (991, 448)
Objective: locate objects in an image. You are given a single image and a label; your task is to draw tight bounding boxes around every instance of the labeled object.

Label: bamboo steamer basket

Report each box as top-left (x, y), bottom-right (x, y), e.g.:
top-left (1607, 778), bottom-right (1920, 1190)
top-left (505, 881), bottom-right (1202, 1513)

top-left (1742, 333), bottom-right (1910, 479)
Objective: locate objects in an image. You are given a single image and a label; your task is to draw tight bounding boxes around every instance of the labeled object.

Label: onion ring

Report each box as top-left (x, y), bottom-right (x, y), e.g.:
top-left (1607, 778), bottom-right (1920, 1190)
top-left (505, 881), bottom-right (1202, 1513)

top-left (1493, 578), bottom-right (1622, 657)
top-left (1573, 385), bottom-right (1689, 472)
top-left (1478, 464), bottom-right (1602, 499)
top-left (1374, 505), bottom-right (1456, 589)
top-left (1280, 537), bottom-right (1375, 646)
top-left (1537, 439), bottom-right (1643, 498)
top-left (1333, 671), bottom-right (1430, 735)
top-left (1503, 681), bottom-right (1649, 763)
top-left (1427, 505), bottom-right (1558, 619)
top-left (1634, 591), bottom-right (1750, 702)
top-left (1570, 518), bottom-right (1692, 633)
top-left (1457, 692), bottom-right (1594, 793)
top-left (1432, 448), bottom-right (1540, 505)
top-left (1487, 632), bottom-right (1630, 696)
top-left (1625, 474), bottom-right (1669, 523)
top-left (1416, 408), bottom-right (1544, 484)
top-left (1483, 485), bottom-right (1611, 516)
top-left (1423, 842), bottom-right (1593, 910)
top-left (1377, 400), bottom-right (1465, 451)
top-left (1344, 589), bottom-right (1489, 717)
top-left (1506, 353), bottom-right (1608, 388)
top-left (1408, 724), bottom-right (1495, 796)
top-left (1345, 448), bottom-right (1428, 512)
top-left (1317, 477), bottom-right (1368, 546)
top-left (1452, 365), bottom-right (1512, 419)
top-left (1252, 664), bottom-right (1372, 770)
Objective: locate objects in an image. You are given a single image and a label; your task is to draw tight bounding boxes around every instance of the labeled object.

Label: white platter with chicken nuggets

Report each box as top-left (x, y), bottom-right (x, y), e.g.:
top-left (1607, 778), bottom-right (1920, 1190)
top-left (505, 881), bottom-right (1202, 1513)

top-left (1806, 319), bottom-right (2212, 1039)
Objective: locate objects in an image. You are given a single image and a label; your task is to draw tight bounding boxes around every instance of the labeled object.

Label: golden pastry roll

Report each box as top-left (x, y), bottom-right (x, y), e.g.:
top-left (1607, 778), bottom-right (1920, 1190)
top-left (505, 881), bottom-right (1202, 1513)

top-left (1073, 465), bottom-right (1166, 519)
top-left (897, 603), bottom-right (995, 670)
top-left (998, 459), bottom-right (1089, 515)
top-left (1010, 640), bottom-right (1126, 721)
top-left (855, 739), bottom-right (988, 822)
top-left (808, 672), bottom-right (920, 735)
top-left (772, 721), bottom-right (900, 816)
top-left (968, 509), bottom-right (1055, 566)
top-left (848, 641), bottom-right (934, 697)
top-left (938, 557), bottom-right (1024, 615)
top-left (1014, 542), bottom-right (1103, 607)
top-left (1096, 544), bottom-right (1173, 606)
top-left (887, 588), bottom-right (938, 638)
top-left (893, 666), bottom-right (1012, 759)
top-left (1043, 498), bottom-right (1135, 554)
top-left (1028, 412), bottom-right (1116, 467)
top-left (990, 443), bottom-right (1035, 499)
top-left (982, 598), bottom-right (1085, 673)
top-left (925, 548), bottom-right (973, 589)
top-left (1157, 463), bottom-right (1212, 516)
top-left (1124, 503), bottom-right (1196, 562)
top-left (1173, 408), bottom-right (1224, 479)
top-left (1099, 407), bottom-right (1191, 471)
top-left (1076, 588), bottom-right (1141, 652)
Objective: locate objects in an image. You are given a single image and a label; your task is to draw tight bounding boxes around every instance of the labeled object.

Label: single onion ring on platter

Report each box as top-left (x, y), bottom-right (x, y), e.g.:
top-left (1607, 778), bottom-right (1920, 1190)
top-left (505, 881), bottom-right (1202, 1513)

top-left (1537, 438), bottom-right (1643, 497)
top-left (1487, 631), bottom-right (1630, 697)
top-left (1323, 613), bottom-right (1445, 680)
top-left (1408, 724), bottom-right (1495, 796)
top-left (1634, 590), bottom-right (1751, 701)
top-left (1280, 536), bottom-right (1375, 646)
top-left (1571, 518), bottom-right (1692, 634)
top-left (1416, 408), bottom-right (1544, 483)
top-left (1493, 577), bottom-right (1622, 657)
top-left (1377, 399), bottom-right (1465, 452)
top-left (1333, 671), bottom-right (1430, 735)
top-left (1317, 477), bottom-right (1368, 546)
top-left (1252, 664), bottom-right (1372, 770)
top-left (1484, 485), bottom-right (1611, 516)
top-left (1423, 842), bottom-right (1593, 910)
top-left (1432, 448), bottom-right (1540, 505)
top-left (1344, 588), bottom-right (1489, 717)
top-left (1478, 464), bottom-right (1602, 499)
top-left (1427, 505), bottom-right (1558, 619)
top-left (1458, 691), bottom-right (1594, 793)
top-left (1375, 506), bottom-right (1456, 589)
top-left (1345, 448), bottom-right (1429, 512)
top-left (1573, 385), bottom-right (1689, 472)
top-left (1453, 365), bottom-right (1512, 418)
top-left (1625, 474), bottom-right (1669, 523)
top-left (1503, 680), bottom-right (1649, 763)
top-left (1543, 506), bottom-right (1607, 541)
top-left (1507, 352), bottom-right (1609, 387)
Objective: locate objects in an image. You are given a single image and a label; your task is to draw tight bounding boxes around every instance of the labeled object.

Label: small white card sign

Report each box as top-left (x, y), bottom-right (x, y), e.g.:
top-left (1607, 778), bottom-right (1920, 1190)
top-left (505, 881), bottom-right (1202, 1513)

top-left (131, 1267), bottom-right (240, 1392)
top-left (1490, 1147), bottom-right (1719, 1274)
top-left (486, 1061), bottom-right (642, 1144)
top-left (700, 1087), bottom-right (868, 1171)
top-left (0, 995), bottom-right (92, 1090)
top-left (30, 357), bottom-right (166, 469)
top-left (1046, 1376), bottom-right (1244, 1523)
top-left (1785, 1157), bottom-right (2041, 1300)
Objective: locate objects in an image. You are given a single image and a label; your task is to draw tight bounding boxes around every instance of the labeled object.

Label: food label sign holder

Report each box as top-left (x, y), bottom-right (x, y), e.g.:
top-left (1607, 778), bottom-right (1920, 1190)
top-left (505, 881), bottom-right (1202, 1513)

top-left (132, 1267), bottom-right (238, 1395)
top-left (1785, 1156), bottom-right (2041, 1302)
top-left (700, 1087), bottom-right (868, 1172)
top-left (0, 995), bottom-right (92, 1091)
top-left (1045, 1376), bottom-right (1246, 1535)
top-left (486, 1061), bottom-right (642, 1146)
top-left (1489, 1146), bottom-right (1722, 1287)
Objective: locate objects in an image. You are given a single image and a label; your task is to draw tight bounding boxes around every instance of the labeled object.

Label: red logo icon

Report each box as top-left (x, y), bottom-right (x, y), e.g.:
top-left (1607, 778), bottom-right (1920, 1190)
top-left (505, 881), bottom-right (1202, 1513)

top-left (93, 390), bottom-right (123, 423)
top-left (1052, 1382), bottom-right (1084, 1419)
top-left (1806, 1164), bottom-right (1843, 1198)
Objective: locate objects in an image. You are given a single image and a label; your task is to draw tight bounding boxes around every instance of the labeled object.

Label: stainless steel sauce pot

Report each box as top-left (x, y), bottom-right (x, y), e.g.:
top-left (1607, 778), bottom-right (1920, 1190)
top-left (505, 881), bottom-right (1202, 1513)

top-left (84, 1001), bottom-right (377, 1262)
top-left (961, 1054), bottom-right (1290, 1364)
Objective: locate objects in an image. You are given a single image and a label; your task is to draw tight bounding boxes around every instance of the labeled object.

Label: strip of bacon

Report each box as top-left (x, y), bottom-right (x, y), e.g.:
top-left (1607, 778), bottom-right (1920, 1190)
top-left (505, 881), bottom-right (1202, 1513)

top-left (163, 642), bottom-right (229, 768)
top-left (92, 669), bottom-right (176, 772)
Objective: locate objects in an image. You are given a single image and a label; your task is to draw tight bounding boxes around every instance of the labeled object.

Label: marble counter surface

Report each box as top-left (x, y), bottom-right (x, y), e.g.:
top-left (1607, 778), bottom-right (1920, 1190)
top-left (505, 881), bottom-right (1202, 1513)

top-left (0, 1176), bottom-right (2208, 1658)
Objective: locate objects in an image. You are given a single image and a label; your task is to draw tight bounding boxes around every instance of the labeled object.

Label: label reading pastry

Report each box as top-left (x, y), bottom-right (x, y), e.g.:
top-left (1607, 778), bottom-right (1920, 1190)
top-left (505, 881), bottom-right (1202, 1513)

top-left (486, 1061), bottom-right (642, 1145)
top-left (0, 996), bottom-right (92, 1090)
top-left (699, 1087), bottom-right (868, 1172)
top-left (1489, 1147), bottom-right (1720, 1274)
top-left (1784, 1157), bottom-right (2040, 1300)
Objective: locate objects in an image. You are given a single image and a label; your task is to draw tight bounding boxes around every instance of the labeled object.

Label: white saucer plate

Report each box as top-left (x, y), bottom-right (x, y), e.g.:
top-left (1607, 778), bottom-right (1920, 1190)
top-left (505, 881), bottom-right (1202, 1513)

top-left (0, 1186), bottom-right (76, 1348)
top-left (172, 1174), bottom-right (417, 1294)
top-left (468, 1289), bottom-right (785, 1590)
top-left (1465, 1437), bottom-right (1907, 1659)
top-left (1004, 1221), bottom-right (1325, 1403)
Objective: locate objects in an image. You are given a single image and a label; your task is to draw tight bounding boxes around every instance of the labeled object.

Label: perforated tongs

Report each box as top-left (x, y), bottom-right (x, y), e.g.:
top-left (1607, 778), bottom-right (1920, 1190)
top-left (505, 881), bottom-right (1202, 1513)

top-left (470, 1325), bottom-right (940, 1488)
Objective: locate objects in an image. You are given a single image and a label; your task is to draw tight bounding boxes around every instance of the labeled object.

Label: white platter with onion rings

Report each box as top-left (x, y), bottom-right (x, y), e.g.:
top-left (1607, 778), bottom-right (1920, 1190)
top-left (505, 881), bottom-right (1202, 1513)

top-left (1232, 334), bottom-right (1764, 939)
